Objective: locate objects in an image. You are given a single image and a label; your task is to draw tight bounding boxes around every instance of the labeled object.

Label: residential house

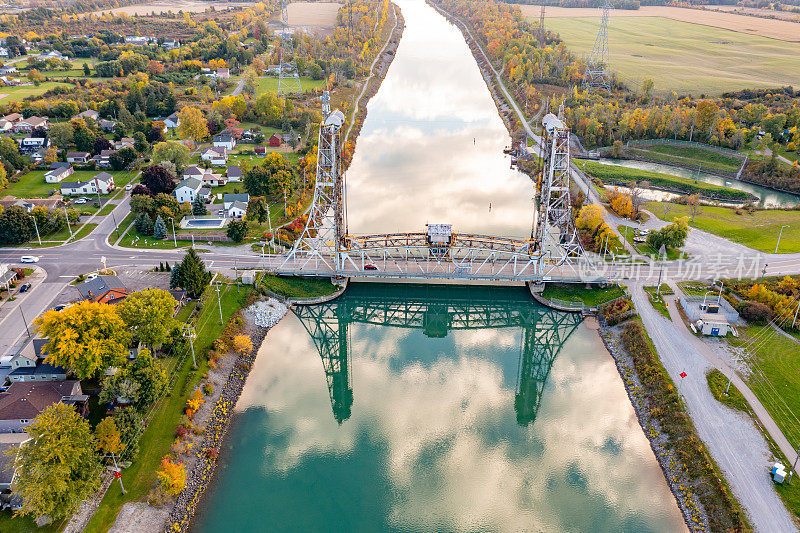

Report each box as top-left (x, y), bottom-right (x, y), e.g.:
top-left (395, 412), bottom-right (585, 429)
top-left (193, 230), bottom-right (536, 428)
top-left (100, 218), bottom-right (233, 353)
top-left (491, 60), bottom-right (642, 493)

top-left (213, 134), bottom-right (236, 151)
top-left (37, 50), bottom-right (68, 61)
top-left (44, 165), bottom-right (74, 184)
top-left (183, 165), bottom-right (206, 179)
top-left (18, 137), bottom-right (48, 154)
top-left (223, 193), bottom-right (250, 210)
top-left (98, 119), bottom-right (116, 132)
top-left (216, 68), bottom-right (230, 79)
top-left (7, 339), bottom-right (68, 383)
top-left (124, 36), bottom-right (155, 45)
top-left (0, 119), bottom-right (12, 132)
top-left (76, 275), bottom-right (129, 304)
top-left (114, 137), bottom-right (135, 150)
top-left (174, 177), bottom-right (203, 204)
top-left (0, 264), bottom-right (16, 290)
top-left (268, 133), bottom-right (282, 147)
top-left (201, 172), bottom-right (227, 188)
top-left (0, 381), bottom-right (86, 433)
top-left (74, 110), bottom-right (99, 122)
top-left (94, 149), bottom-right (116, 168)
top-left (198, 187), bottom-right (212, 202)
top-left (0, 48), bottom-right (8, 58)
top-left (162, 39), bottom-right (180, 50)
top-left (2, 113), bottom-right (22, 124)
top-left (66, 152), bottom-right (91, 164)
top-left (60, 172), bottom-right (115, 196)
top-left (226, 165), bottom-right (243, 182)
top-left (201, 146), bottom-right (227, 166)
top-left (13, 116), bottom-right (49, 134)
top-left (163, 112), bottom-right (180, 129)
top-left (0, 434), bottom-right (28, 492)
top-left (227, 200), bottom-right (247, 219)
top-left (0, 66), bottom-right (17, 75)
top-left (254, 145), bottom-right (267, 155)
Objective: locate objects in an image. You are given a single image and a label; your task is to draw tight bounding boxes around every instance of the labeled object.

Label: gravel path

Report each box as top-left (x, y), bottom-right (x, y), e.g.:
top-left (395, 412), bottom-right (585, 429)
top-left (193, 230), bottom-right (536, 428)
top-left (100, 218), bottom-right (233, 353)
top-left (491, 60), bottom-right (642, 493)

top-left (630, 283), bottom-right (797, 532)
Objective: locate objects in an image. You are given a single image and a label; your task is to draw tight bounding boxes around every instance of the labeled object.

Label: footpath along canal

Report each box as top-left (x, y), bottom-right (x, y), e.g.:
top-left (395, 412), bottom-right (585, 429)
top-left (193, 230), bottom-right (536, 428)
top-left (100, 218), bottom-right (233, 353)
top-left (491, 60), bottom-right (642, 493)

top-left (191, 0), bottom-right (686, 530)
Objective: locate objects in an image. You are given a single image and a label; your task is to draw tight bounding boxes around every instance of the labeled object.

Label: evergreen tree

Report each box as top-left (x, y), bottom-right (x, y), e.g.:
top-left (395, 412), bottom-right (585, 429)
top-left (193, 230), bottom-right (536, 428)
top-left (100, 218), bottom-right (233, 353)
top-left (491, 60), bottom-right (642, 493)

top-left (165, 261), bottom-right (171, 272)
top-left (169, 263), bottom-right (182, 290)
top-left (192, 195), bottom-right (207, 216)
top-left (159, 262), bottom-right (164, 272)
top-left (226, 219), bottom-right (247, 242)
top-left (153, 215), bottom-right (167, 240)
top-left (135, 213), bottom-right (154, 236)
top-left (172, 248), bottom-right (212, 298)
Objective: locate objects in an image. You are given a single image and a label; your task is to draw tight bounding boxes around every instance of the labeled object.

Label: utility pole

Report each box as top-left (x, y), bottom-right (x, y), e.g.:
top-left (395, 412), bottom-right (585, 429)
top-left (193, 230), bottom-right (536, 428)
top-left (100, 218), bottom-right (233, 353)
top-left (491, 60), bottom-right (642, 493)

top-left (656, 265), bottom-right (664, 296)
top-left (110, 453), bottom-right (126, 494)
top-left (792, 301), bottom-right (800, 329)
top-left (29, 215), bottom-right (41, 246)
top-left (213, 283), bottom-right (223, 325)
top-left (775, 225), bottom-right (789, 254)
top-left (182, 324), bottom-right (197, 368)
top-left (19, 306), bottom-right (30, 337)
top-left (717, 281), bottom-right (724, 304)
top-left (170, 218), bottom-right (177, 247)
top-left (788, 447), bottom-right (800, 484)
top-left (110, 209), bottom-right (120, 240)
top-left (63, 206), bottom-right (74, 239)
top-left (234, 259), bottom-right (239, 293)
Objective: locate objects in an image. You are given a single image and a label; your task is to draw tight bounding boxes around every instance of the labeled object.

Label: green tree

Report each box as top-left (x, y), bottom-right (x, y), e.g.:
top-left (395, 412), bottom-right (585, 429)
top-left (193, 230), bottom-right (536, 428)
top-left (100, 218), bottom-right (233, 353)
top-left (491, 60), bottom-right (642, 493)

top-left (72, 121), bottom-right (97, 153)
top-left (226, 219), bottom-right (247, 242)
top-left (133, 131), bottom-right (149, 153)
top-left (100, 348), bottom-right (168, 408)
top-left (152, 141), bottom-right (190, 173)
top-left (646, 216), bottom-right (690, 251)
top-left (13, 403), bottom-right (101, 521)
top-left (34, 301), bottom-right (131, 380)
top-left (95, 416), bottom-right (124, 456)
top-left (83, 62), bottom-right (91, 76)
top-left (48, 121), bottom-right (75, 149)
top-left (242, 66), bottom-right (258, 97)
top-left (153, 215), bottom-right (167, 240)
top-left (0, 205), bottom-right (34, 245)
top-left (117, 289), bottom-right (178, 348)
top-left (110, 147), bottom-right (138, 171)
top-left (170, 248), bottom-right (212, 298)
top-left (135, 212), bottom-right (154, 236)
top-left (246, 196), bottom-right (270, 223)
top-left (192, 195), bottom-right (207, 216)
top-left (113, 407), bottom-right (144, 461)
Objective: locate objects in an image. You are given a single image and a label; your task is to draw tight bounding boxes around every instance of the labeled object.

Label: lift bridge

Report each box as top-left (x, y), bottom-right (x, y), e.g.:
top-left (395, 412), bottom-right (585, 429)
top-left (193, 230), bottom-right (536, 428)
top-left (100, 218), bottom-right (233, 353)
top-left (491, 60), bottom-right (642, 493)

top-left (293, 285), bottom-right (583, 425)
top-left (277, 93), bottom-right (594, 283)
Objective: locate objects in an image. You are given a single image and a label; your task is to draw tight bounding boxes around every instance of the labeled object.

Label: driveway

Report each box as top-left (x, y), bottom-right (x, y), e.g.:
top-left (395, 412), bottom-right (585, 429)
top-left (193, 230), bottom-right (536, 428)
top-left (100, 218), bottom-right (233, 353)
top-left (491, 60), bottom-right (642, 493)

top-left (630, 283), bottom-right (797, 532)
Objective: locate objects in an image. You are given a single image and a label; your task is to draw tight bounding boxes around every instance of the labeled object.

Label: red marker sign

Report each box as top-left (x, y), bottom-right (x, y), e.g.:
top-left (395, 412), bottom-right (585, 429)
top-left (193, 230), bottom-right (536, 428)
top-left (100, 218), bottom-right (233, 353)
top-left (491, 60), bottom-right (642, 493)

top-left (114, 472), bottom-right (122, 479)
top-left (680, 372), bottom-right (687, 379)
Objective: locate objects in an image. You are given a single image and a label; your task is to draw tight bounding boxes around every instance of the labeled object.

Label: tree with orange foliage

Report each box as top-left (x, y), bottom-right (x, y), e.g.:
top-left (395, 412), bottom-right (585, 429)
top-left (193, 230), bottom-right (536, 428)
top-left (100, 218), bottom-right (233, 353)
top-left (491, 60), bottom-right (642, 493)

top-left (157, 456), bottom-right (186, 496)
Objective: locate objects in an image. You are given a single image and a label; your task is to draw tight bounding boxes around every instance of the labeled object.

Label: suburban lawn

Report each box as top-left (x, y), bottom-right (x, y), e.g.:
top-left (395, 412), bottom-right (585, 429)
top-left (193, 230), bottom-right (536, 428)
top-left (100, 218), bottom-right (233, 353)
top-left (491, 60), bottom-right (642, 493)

top-left (3, 170), bottom-right (135, 199)
top-left (545, 16), bottom-right (800, 95)
top-left (84, 284), bottom-right (254, 533)
top-left (541, 283), bottom-right (625, 306)
top-left (256, 76), bottom-right (326, 95)
top-left (645, 202), bottom-right (800, 253)
top-left (584, 160), bottom-right (751, 201)
top-left (0, 512), bottom-right (66, 533)
top-left (626, 143), bottom-right (743, 173)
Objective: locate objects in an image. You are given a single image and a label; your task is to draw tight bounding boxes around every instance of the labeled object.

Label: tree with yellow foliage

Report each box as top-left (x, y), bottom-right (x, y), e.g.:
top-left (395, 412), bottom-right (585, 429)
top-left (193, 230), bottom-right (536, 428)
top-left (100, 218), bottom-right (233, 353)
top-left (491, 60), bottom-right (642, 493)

top-left (233, 335), bottom-right (253, 355)
top-left (177, 106), bottom-right (208, 143)
top-left (610, 193), bottom-right (633, 219)
top-left (95, 416), bottom-right (124, 456)
top-left (157, 456), bottom-right (186, 496)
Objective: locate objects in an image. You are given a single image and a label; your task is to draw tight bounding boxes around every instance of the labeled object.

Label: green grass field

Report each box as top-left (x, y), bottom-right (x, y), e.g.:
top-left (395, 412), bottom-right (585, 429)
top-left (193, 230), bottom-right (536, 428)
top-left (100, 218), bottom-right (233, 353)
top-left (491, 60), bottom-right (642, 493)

top-left (547, 16), bottom-right (800, 95)
top-left (584, 160), bottom-right (751, 200)
top-left (257, 76), bottom-right (327, 95)
top-left (259, 274), bottom-right (337, 298)
top-left (3, 170), bottom-right (131, 199)
top-left (541, 283), bottom-right (625, 306)
top-left (645, 202), bottom-right (800, 253)
top-left (0, 81), bottom-right (72, 102)
top-left (627, 143), bottom-right (743, 173)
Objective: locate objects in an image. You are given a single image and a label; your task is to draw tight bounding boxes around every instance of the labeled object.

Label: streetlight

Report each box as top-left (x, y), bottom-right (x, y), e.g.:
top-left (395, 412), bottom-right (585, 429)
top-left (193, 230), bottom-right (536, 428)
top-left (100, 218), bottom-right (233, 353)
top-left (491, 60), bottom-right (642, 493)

top-left (701, 290), bottom-right (714, 310)
top-left (29, 214), bottom-right (41, 246)
top-left (182, 324), bottom-right (197, 368)
top-left (775, 225), bottom-right (790, 254)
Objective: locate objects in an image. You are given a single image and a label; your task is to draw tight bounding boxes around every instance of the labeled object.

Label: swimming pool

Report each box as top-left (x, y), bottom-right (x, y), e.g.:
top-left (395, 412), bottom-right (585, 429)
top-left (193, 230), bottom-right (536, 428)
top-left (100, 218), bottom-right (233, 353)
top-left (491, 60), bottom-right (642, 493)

top-left (181, 217), bottom-right (227, 229)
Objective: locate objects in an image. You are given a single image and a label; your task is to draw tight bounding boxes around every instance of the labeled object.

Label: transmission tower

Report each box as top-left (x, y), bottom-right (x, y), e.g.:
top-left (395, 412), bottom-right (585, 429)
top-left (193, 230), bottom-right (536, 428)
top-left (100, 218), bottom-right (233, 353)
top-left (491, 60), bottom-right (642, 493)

top-left (537, 3), bottom-right (546, 46)
top-left (582, 0), bottom-right (613, 92)
top-left (277, 0), bottom-right (302, 96)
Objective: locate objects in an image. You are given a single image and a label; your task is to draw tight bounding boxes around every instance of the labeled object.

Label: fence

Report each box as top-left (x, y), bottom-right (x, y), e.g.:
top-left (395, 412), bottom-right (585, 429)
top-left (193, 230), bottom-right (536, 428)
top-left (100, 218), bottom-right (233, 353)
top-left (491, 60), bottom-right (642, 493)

top-left (679, 294), bottom-right (739, 323)
top-left (169, 233), bottom-right (231, 242)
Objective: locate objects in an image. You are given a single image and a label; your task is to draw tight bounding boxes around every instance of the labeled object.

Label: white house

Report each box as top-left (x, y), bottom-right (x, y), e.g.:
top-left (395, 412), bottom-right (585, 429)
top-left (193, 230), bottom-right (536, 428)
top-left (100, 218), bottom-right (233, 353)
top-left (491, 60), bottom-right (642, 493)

top-left (174, 177), bottom-right (202, 204)
top-left (163, 112), bottom-right (180, 129)
top-left (44, 165), bottom-right (74, 183)
top-left (0, 48), bottom-right (8, 58)
top-left (66, 152), bottom-right (91, 164)
top-left (19, 137), bottom-right (48, 153)
top-left (0, 119), bottom-right (12, 132)
top-left (226, 165), bottom-right (242, 182)
top-left (60, 172), bottom-right (115, 196)
top-left (223, 193), bottom-right (249, 210)
top-left (227, 200), bottom-right (247, 219)
top-left (162, 39), bottom-right (180, 50)
top-left (38, 50), bottom-right (68, 61)
top-left (201, 146), bottom-right (228, 166)
top-left (213, 134), bottom-right (236, 151)
top-left (201, 173), bottom-right (228, 188)
top-left (114, 137), bottom-right (135, 150)
top-left (0, 66), bottom-right (16, 75)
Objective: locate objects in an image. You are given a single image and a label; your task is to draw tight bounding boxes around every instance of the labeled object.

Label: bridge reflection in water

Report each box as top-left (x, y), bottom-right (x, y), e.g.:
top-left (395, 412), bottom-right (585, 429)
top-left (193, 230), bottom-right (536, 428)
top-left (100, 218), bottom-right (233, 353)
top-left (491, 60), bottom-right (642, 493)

top-left (293, 283), bottom-right (583, 426)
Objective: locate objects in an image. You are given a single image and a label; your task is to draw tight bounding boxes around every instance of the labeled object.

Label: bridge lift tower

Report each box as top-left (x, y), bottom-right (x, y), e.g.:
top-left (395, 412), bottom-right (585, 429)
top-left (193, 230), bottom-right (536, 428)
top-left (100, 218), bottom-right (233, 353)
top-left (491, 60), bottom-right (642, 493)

top-left (277, 0), bottom-right (302, 95)
top-left (581, 0), bottom-right (613, 92)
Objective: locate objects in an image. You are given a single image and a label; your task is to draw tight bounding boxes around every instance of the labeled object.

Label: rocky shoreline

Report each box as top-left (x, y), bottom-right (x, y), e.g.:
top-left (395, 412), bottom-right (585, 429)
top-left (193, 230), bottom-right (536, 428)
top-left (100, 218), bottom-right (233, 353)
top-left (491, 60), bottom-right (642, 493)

top-left (164, 305), bottom-right (279, 533)
top-left (598, 323), bottom-right (710, 533)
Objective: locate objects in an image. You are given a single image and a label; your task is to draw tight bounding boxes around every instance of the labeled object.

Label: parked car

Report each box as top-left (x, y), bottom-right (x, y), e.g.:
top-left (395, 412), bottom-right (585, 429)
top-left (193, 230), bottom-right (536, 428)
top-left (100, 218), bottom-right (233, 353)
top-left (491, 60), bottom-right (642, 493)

top-left (364, 263), bottom-right (378, 271)
top-left (217, 210), bottom-right (224, 217)
top-left (125, 184), bottom-right (132, 191)
top-left (53, 304), bottom-right (71, 312)
top-left (19, 283), bottom-right (31, 293)
top-left (85, 273), bottom-right (98, 281)
top-left (20, 256), bottom-right (39, 263)
top-left (74, 198), bottom-right (87, 205)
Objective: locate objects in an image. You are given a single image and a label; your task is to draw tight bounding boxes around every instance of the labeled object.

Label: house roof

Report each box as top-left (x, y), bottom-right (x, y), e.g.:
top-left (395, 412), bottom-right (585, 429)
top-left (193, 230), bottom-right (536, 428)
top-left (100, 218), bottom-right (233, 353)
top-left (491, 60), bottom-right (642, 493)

top-left (213, 135), bottom-right (233, 142)
top-left (66, 152), bottom-right (90, 158)
top-left (183, 165), bottom-right (205, 176)
top-left (202, 146), bottom-right (226, 157)
top-left (9, 361), bottom-right (67, 378)
top-left (0, 381), bottom-right (81, 421)
top-left (0, 442), bottom-right (18, 485)
top-left (3, 113), bottom-right (21, 122)
top-left (76, 275), bottom-right (127, 301)
top-left (166, 112), bottom-right (179, 121)
top-left (176, 177), bottom-right (202, 191)
top-left (226, 165), bottom-right (242, 178)
top-left (229, 200), bottom-right (247, 212)
top-left (223, 193), bottom-right (249, 204)
top-left (94, 172), bottom-right (114, 183)
top-left (21, 116), bottom-right (47, 127)
top-left (60, 181), bottom-right (83, 189)
top-left (45, 166), bottom-right (71, 177)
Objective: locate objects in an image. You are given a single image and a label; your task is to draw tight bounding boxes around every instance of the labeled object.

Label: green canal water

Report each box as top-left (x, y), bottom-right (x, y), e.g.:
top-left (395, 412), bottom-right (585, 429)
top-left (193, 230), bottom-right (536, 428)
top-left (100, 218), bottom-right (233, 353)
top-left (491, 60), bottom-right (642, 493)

top-left (193, 284), bottom-right (685, 532)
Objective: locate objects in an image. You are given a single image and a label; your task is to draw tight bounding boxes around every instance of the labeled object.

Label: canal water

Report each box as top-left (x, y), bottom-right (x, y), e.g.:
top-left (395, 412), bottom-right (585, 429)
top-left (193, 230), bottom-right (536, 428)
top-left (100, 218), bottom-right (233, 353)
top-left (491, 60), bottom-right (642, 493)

top-left (193, 284), bottom-right (686, 532)
top-left (599, 158), bottom-right (800, 208)
top-left (193, 1), bottom-right (686, 530)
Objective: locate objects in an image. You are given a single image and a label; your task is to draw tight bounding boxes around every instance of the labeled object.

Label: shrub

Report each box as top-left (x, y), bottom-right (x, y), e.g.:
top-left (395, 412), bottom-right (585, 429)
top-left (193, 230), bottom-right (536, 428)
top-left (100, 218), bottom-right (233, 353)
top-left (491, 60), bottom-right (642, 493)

top-left (156, 457), bottom-right (186, 496)
top-left (737, 300), bottom-right (773, 325)
top-left (233, 335), bottom-right (253, 355)
top-left (203, 383), bottom-right (214, 396)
